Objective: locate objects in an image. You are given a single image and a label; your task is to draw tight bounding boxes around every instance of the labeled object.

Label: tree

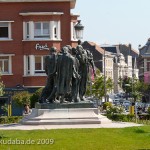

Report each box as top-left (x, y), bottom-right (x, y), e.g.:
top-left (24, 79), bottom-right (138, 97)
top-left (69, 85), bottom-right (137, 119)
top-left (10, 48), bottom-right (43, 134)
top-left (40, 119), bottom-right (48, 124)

top-left (120, 76), bottom-right (148, 102)
top-left (121, 76), bottom-right (132, 94)
top-left (86, 69), bottom-right (113, 100)
top-left (138, 81), bottom-right (149, 93)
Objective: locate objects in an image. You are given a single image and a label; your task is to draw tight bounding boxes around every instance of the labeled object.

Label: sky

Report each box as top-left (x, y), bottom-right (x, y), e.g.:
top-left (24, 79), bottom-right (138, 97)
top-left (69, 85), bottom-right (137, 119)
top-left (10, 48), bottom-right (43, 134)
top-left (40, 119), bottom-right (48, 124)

top-left (71, 0), bottom-right (150, 51)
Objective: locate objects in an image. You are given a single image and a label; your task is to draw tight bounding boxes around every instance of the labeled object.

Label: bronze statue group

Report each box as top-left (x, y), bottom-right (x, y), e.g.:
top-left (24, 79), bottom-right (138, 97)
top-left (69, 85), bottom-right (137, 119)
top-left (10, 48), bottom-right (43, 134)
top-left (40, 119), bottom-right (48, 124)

top-left (39, 43), bottom-right (96, 104)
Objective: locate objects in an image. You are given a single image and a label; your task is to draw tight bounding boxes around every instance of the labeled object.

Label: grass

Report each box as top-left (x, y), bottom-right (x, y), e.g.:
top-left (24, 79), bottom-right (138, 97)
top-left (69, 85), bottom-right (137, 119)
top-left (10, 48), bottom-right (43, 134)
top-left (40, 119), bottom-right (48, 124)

top-left (0, 126), bottom-right (150, 150)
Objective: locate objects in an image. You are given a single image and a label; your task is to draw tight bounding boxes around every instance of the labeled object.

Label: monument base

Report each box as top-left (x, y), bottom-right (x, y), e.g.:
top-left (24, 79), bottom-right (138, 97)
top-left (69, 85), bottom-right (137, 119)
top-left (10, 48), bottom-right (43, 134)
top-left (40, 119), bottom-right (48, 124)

top-left (20, 102), bottom-right (111, 125)
top-left (35, 101), bottom-right (94, 109)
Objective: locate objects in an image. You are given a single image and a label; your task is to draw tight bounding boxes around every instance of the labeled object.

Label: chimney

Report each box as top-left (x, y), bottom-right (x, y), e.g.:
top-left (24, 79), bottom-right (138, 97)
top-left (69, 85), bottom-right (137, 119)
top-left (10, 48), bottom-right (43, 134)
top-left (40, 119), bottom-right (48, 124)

top-left (128, 43), bottom-right (131, 55)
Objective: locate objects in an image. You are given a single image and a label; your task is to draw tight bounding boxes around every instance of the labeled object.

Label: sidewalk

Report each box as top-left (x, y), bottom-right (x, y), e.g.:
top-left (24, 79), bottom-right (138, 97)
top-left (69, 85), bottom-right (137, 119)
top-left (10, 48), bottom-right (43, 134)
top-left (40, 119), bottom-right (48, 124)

top-left (0, 122), bottom-right (143, 130)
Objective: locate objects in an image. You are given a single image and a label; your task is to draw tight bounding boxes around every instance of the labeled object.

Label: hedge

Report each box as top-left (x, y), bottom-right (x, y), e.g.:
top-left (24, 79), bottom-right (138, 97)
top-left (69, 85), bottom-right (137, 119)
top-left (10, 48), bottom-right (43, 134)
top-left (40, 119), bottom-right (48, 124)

top-left (138, 114), bottom-right (150, 120)
top-left (106, 114), bottom-right (135, 122)
top-left (0, 116), bottom-right (23, 124)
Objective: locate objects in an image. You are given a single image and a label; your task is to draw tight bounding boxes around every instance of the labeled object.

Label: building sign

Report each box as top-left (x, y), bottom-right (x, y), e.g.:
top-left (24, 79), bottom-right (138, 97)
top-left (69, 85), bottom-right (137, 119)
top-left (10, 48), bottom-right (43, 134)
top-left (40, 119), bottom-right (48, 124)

top-left (35, 43), bottom-right (49, 51)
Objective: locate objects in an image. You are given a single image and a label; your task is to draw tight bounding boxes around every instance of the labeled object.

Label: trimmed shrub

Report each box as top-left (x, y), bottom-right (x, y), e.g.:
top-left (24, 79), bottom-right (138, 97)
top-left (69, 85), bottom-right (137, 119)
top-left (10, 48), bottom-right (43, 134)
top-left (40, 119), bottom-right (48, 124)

top-left (0, 116), bottom-right (22, 124)
top-left (30, 87), bottom-right (43, 108)
top-left (103, 102), bottom-right (112, 110)
top-left (106, 105), bottom-right (125, 115)
top-left (12, 91), bottom-right (31, 107)
top-left (107, 114), bottom-right (135, 122)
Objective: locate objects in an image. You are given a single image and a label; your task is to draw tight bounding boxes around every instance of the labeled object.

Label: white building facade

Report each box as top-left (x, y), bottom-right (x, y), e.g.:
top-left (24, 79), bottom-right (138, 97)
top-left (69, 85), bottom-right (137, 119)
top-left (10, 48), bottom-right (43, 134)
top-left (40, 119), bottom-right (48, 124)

top-left (113, 54), bottom-right (139, 93)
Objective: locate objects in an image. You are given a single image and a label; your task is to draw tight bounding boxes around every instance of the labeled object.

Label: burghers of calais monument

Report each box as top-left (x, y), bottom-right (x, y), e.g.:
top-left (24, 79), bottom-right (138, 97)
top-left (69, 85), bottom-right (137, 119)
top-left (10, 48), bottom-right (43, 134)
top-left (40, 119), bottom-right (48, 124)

top-left (39, 44), bottom-right (96, 104)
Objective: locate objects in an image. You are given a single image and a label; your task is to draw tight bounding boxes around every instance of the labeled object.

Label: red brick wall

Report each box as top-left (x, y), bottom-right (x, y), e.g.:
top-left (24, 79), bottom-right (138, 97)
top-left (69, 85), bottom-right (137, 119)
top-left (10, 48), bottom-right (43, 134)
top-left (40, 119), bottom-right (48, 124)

top-left (23, 76), bottom-right (47, 87)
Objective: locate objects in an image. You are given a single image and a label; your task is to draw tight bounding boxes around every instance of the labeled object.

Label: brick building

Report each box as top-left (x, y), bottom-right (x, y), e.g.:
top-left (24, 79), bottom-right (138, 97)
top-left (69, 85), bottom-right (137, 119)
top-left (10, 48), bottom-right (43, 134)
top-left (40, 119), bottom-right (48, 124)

top-left (0, 0), bottom-right (79, 91)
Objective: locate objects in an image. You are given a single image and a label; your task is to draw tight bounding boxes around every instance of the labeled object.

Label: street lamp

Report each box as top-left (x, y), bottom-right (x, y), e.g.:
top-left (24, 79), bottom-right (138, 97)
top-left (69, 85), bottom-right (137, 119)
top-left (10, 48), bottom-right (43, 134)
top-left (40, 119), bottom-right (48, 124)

top-left (74, 20), bottom-right (84, 42)
top-left (132, 60), bottom-right (139, 123)
top-left (103, 48), bottom-right (107, 102)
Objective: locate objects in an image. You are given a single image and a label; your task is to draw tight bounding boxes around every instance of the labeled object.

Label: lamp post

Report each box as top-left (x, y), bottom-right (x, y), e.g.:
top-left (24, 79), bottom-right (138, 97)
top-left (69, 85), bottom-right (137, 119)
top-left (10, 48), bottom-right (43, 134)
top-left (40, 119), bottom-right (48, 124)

top-left (132, 63), bottom-right (138, 123)
top-left (74, 20), bottom-right (84, 44)
top-left (103, 48), bottom-right (107, 102)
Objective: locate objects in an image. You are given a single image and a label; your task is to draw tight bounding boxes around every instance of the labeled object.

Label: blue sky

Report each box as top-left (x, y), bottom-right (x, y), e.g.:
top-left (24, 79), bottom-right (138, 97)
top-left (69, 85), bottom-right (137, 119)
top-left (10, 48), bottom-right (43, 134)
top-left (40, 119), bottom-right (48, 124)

top-left (72, 0), bottom-right (150, 50)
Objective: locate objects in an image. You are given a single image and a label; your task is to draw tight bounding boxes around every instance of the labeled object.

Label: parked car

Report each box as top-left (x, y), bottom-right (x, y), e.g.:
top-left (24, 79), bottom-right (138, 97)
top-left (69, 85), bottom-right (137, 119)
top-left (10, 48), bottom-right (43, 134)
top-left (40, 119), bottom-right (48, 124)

top-left (113, 99), bottom-right (120, 103)
top-left (122, 100), bottom-right (131, 111)
top-left (119, 99), bottom-right (126, 104)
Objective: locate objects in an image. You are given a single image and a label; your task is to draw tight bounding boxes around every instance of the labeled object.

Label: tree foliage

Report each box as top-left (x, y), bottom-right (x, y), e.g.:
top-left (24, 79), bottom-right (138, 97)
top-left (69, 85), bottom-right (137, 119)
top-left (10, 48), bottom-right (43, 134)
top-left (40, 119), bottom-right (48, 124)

top-left (86, 69), bottom-right (113, 100)
top-left (30, 87), bottom-right (43, 108)
top-left (119, 76), bottom-right (148, 102)
top-left (12, 91), bottom-right (31, 106)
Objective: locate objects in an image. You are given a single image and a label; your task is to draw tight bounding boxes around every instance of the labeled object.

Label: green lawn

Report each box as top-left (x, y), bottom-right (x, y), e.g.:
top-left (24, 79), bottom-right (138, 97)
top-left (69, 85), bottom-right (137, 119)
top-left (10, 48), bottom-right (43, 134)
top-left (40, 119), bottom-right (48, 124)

top-left (0, 126), bottom-right (150, 150)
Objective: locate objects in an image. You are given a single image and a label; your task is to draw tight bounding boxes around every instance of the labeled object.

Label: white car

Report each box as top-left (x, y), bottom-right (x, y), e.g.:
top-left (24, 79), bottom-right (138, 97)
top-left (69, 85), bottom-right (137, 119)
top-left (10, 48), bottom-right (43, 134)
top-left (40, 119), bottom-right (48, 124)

top-left (113, 99), bottom-right (120, 103)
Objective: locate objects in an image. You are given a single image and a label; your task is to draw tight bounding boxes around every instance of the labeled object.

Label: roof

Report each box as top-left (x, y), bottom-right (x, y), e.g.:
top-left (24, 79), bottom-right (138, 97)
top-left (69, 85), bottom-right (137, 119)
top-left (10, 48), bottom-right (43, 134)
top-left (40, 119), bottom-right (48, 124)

top-left (124, 44), bottom-right (139, 55)
top-left (101, 46), bottom-right (117, 54)
top-left (82, 41), bottom-right (104, 72)
top-left (82, 41), bottom-right (116, 72)
top-left (87, 41), bottom-right (105, 54)
top-left (0, 0), bottom-right (76, 9)
top-left (83, 41), bottom-right (116, 57)
top-left (117, 44), bottom-right (139, 58)
top-left (139, 38), bottom-right (150, 56)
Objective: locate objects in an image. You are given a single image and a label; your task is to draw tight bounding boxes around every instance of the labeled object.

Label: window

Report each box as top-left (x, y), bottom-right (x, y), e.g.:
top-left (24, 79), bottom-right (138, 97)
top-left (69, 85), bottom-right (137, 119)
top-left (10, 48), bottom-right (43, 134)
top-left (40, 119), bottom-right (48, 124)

top-left (25, 56), bottom-right (30, 74)
top-left (71, 22), bottom-right (77, 41)
top-left (0, 56), bottom-right (12, 74)
top-left (26, 22), bottom-right (29, 39)
top-left (0, 22), bottom-right (12, 40)
top-left (0, 59), bottom-right (8, 73)
top-left (35, 56), bottom-right (45, 73)
top-left (53, 21), bottom-right (59, 39)
top-left (24, 55), bottom-right (46, 76)
top-left (0, 23), bottom-right (8, 38)
top-left (54, 27), bottom-right (57, 38)
top-left (23, 21), bottom-right (60, 40)
top-left (34, 22), bottom-right (50, 38)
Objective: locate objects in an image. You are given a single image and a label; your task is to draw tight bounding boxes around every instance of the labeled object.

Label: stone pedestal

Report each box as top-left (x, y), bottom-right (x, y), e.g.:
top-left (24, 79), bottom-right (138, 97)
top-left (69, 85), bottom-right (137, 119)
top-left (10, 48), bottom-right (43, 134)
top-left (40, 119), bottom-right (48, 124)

top-left (35, 101), bottom-right (95, 109)
top-left (20, 101), bottom-right (111, 125)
